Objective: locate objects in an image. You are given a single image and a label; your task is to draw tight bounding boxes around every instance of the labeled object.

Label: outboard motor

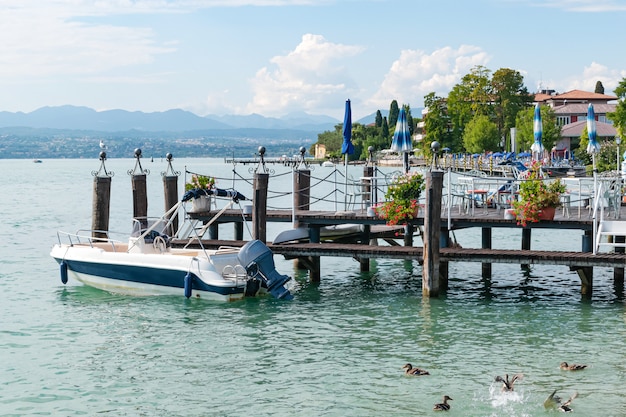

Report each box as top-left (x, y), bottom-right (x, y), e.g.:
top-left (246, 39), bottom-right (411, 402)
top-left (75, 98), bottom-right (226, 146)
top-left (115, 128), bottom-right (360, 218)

top-left (238, 240), bottom-right (293, 300)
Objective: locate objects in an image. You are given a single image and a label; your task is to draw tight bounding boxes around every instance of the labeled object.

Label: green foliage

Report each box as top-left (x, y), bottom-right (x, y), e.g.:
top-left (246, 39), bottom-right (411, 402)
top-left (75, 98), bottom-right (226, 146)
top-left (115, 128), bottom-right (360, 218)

top-left (595, 80), bottom-right (605, 94)
top-left (388, 100), bottom-right (399, 130)
top-left (375, 171), bottom-right (425, 225)
top-left (608, 77), bottom-right (626, 138)
top-left (462, 115), bottom-right (500, 153)
top-left (375, 110), bottom-right (383, 128)
top-left (491, 68), bottom-right (533, 147)
top-left (185, 174), bottom-right (215, 191)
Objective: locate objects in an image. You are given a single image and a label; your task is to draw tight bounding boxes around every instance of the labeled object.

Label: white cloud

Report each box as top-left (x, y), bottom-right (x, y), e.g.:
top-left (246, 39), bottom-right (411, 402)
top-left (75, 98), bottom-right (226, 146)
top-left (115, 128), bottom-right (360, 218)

top-left (245, 34), bottom-right (364, 117)
top-left (0, 2), bottom-right (175, 79)
top-left (366, 45), bottom-right (491, 110)
top-left (564, 62), bottom-right (626, 95)
top-left (533, 0), bottom-right (626, 12)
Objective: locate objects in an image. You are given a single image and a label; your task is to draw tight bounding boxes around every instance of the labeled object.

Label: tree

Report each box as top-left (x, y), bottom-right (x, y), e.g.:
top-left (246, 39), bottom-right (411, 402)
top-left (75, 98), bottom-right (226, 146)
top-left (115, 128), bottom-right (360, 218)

top-left (608, 77), bottom-right (626, 139)
top-left (447, 65), bottom-right (493, 147)
top-left (491, 68), bottom-right (533, 149)
top-left (423, 92), bottom-right (453, 154)
top-left (595, 80), bottom-right (605, 94)
top-left (388, 100), bottom-right (399, 130)
top-left (375, 110), bottom-right (383, 128)
top-left (462, 114), bottom-right (500, 153)
top-left (514, 105), bottom-right (559, 153)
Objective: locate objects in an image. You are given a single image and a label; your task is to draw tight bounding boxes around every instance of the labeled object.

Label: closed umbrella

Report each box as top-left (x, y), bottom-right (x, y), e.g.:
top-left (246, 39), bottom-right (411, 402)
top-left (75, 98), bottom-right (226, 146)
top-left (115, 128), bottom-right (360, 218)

top-left (531, 104), bottom-right (544, 160)
top-left (586, 103), bottom-right (601, 205)
top-left (586, 103), bottom-right (600, 162)
top-left (342, 99), bottom-right (354, 209)
top-left (391, 107), bottom-right (412, 173)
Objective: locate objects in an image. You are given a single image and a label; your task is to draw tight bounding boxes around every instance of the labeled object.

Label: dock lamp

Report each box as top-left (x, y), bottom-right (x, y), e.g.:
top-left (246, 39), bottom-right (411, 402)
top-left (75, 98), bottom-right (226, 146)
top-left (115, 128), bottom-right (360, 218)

top-left (431, 141), bottom-right (441, 169)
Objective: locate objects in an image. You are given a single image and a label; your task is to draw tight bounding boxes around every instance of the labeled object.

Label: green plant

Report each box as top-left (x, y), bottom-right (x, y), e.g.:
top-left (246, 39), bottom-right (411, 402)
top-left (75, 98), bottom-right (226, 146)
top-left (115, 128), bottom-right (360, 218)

top-left (375, 171), bottom-right (425, 225)
top-left (185, 174), bottom-right (215, 192)
top-left (512, 161), bottom-right (566, 227)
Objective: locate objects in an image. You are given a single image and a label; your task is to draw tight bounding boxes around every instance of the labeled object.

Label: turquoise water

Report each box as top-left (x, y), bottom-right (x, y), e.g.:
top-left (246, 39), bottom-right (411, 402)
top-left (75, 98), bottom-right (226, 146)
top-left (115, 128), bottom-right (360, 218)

top-left (1, 158), bottom-right (624, 416)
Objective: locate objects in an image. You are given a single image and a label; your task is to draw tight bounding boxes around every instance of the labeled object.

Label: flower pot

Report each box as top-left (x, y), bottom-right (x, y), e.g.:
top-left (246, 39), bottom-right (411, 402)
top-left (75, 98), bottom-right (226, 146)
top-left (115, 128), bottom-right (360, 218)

top-left (538, 206), bottom-right (556, 221)
top-left (190, 195), bottom-right (211, 213)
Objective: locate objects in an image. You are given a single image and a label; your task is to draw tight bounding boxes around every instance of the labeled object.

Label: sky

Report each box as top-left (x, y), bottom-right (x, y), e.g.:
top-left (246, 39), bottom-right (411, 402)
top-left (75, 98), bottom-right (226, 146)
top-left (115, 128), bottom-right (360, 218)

top-left (1, 0), bottom-right (625, 121)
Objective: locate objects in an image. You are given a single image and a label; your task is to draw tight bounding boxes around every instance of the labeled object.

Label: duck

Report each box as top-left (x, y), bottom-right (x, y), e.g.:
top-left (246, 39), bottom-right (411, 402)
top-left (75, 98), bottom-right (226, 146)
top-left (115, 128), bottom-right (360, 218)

top-left (494, 373), bottom-right (523, 391)
top-left (560, 361), bottom-right (587, 371)
top-left (401, 363), bottom-right (430, 376)
top-left (433, 395), bottom-right (453, 411)
top-left (558, 392), bottom-right (578, 413)
top-left (543, 389), bottom-right (577, 412)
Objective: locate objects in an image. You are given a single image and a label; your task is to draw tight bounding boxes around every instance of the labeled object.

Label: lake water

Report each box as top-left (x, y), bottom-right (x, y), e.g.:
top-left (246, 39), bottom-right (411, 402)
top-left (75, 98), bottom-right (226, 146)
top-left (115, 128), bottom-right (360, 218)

top-left (1, 157), bottom-right (624, 416)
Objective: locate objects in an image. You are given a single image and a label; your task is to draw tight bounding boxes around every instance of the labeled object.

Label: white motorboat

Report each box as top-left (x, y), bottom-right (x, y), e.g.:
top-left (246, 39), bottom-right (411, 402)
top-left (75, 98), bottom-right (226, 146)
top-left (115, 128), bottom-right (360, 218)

top-left (50, 189), bottom-right (293, 301)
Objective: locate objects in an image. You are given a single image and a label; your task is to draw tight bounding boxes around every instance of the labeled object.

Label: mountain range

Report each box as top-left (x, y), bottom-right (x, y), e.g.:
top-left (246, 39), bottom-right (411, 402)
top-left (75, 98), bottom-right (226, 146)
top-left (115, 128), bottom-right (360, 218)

top-left (0, 105), bottom-right (395, 159)
top-left (0, 105), bottom-right (349, 133)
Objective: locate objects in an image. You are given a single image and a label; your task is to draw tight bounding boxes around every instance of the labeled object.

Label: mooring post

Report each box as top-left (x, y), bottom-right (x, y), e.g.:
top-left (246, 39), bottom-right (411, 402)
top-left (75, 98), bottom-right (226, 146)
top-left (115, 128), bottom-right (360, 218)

top-left (482, 227), bottom-right (492, 279)
top-left (162, 153), bottom-right (179, 236)
top-left (439, 228), bottom-right (449, 288)
top-left (91, 151), bottom-right (112, 240)
top-left (423, 170), bottom-right (444, 297)
top-left (252, 146), bottom-right (269, 243)
top-left (130, 148), bottom-right (149, 228)
top-left (293, 151), bottom-right (310, 229)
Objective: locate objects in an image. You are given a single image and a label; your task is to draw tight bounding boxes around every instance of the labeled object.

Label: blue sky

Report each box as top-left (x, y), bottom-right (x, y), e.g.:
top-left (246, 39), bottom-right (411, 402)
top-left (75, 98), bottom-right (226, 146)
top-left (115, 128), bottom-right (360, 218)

top-left (1, 0), bottom-right (625, 120)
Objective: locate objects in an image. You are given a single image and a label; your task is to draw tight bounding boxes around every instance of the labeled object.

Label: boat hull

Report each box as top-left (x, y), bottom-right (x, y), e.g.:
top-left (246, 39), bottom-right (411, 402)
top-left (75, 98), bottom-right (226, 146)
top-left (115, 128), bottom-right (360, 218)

top-left (50, 244), bottom-right (248, 301)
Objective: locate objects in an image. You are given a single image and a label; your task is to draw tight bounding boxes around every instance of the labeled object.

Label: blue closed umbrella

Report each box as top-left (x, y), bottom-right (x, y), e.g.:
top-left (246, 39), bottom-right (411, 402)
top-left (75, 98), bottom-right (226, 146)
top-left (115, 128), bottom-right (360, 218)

top-left (341, 99), bottom-right (353, 210)
top-left (341, 99), bottom-right (354, 156)
top-left (391, 107), bottom-right (412, 172)
top-left (530, 104), bottom-right (543, 158)
top-left (586, 103), bottom-right (600, 155)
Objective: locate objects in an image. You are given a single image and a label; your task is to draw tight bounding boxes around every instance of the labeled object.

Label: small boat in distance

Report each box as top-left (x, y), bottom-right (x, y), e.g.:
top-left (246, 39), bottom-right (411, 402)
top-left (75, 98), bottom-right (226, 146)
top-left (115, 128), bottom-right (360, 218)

top-left (50, 188), bottom-right (293, 301)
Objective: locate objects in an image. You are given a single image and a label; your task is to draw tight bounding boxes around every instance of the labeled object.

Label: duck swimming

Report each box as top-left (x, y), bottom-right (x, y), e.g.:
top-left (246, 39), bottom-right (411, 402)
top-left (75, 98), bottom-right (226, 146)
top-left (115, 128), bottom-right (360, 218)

top-left (494, 373), bottom-right (523, 391)
top-left (560, 361), bottom-right (587, 371)
top-left (433, 395), bottom-right (453, 411)
top-left (401, 363), bottom-right (430, 376)
top-left (558, 392), bottom-right (578, 413)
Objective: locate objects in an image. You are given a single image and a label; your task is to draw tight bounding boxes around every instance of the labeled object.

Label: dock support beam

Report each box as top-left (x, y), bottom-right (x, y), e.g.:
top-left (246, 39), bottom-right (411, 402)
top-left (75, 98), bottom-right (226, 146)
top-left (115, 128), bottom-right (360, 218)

top-left (614, 236), bottom-right (624, 294)
top-left (423, 170), bottom-right (444, 297)
top-left (571, 229), bottom-right (594, 298)
top-left (521, 228), bottom-right (531, 269)
top-left (482, 227), bottom-right (492, 279)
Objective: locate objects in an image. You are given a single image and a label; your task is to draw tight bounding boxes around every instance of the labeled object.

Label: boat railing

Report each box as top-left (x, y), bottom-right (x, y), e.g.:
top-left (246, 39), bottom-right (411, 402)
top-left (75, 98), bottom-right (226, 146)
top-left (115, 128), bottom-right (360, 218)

top-left (56, 229), bottom-right (125, 252)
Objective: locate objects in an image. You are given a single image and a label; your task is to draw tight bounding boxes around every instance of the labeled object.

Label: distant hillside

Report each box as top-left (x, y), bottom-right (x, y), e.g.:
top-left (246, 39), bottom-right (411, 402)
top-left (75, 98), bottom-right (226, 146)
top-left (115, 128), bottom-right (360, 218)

top-left (0, 105), bottom-right (339, 133)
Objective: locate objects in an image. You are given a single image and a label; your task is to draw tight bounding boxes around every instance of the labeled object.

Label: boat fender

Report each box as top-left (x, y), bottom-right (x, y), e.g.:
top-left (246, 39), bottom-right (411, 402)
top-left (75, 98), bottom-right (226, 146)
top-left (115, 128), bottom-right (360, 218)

top-left (184, 272), bottom-right (194, 298)
top-left (60, 261), bottom-right (68, 285)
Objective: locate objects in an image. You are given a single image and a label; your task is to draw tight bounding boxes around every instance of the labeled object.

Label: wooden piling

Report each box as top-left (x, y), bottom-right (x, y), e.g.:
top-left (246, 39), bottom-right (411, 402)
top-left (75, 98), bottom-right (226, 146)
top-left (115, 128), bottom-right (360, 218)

top-left (615, 236), bottom-right (625, 292)
top-left (92, 175), bottom-right (111, 240)
top-left (423, 170), bottom-right (443, 297)
top-left (163, 175), bottom-right (178, 235)
top-left (293, 169), bottom-right (310, 228)
top-left (162, 153), bottom-right (179, 236)
top-left (132, 174), bottom-right (148, 225)
top-left (91, 151), bottom-right (112, 240)
top-left (252, 172), bottom-right (269, 243)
